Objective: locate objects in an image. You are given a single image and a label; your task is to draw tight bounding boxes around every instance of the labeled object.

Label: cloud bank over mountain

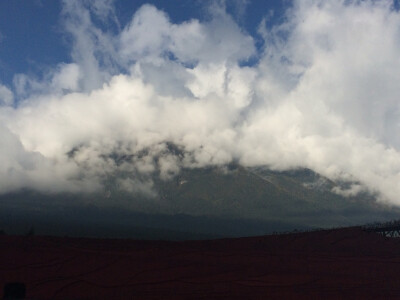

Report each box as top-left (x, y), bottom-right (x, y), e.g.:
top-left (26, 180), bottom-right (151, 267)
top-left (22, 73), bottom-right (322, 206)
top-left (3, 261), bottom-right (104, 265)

top-left (1, 0), bottom-right (400, 205)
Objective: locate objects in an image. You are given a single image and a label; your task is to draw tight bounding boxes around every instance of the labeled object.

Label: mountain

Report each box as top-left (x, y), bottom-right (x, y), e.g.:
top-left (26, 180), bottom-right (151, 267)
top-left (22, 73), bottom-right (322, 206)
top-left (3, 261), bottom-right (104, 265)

top-left (1, 165), bottom-right (399, 239)
top-left (153, 165), bottom-right (399, 227)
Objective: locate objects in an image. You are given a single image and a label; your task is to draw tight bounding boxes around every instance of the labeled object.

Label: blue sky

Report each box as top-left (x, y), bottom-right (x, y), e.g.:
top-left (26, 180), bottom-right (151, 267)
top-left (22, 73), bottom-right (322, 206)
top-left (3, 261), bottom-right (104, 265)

top-left (1, 0), bottom-right (400, 210)
top-left (0, 0), bottom-right (287, 88)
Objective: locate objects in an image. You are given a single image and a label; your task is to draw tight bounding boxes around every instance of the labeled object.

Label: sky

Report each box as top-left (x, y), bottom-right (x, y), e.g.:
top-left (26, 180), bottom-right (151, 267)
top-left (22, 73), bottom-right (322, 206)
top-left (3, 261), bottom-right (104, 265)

top-left (1, 0), bottom-right (400, 208)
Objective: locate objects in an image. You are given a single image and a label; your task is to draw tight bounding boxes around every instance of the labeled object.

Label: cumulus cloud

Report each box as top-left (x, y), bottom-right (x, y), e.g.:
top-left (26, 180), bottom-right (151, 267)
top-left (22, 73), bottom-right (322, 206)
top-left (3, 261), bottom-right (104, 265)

top-left (1, 0), bottom-right (400, 206)
top-left (119, 3), bottom-right (255, 65)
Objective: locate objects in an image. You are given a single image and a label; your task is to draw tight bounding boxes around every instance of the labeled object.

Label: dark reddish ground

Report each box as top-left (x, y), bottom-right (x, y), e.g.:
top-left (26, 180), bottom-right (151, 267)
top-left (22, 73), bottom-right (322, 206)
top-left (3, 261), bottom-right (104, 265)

top-left (1, 227), bottom-right (400, 299)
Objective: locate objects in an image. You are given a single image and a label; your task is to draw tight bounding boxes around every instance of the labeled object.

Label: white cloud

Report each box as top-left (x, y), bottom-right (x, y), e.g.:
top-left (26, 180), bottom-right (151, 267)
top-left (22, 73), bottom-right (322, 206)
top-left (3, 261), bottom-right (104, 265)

top-left (51, 63), bottom-right (82, 91)
top-left (1, 0), bottom-right (400, 207)
top-left (0, 84), bottom-right (13, 106)
top-left (332, 184), bottom-right (367, 198)
top-left (61, 0), bottom-right (118, 91)
top-left (119, 3), bottom-right (255, 65)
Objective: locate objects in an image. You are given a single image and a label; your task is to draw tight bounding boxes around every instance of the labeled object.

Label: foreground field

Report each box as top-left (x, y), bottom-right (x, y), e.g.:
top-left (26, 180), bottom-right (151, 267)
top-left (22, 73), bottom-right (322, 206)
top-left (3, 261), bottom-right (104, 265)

top-left (1, 227), bottom-right (400, 299)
